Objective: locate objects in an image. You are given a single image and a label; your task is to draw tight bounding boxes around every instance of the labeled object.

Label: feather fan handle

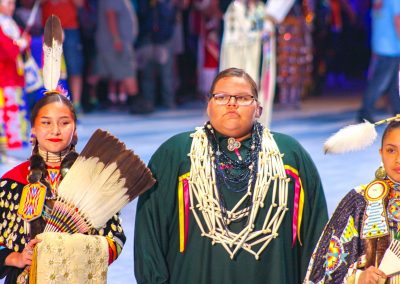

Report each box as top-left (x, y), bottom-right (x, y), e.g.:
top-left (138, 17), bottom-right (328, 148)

top-left (379, 239), bottom-right (400, 276)
top-left (43, 15), bottom-right (63, 92)
top-left (54, 129), bottom-right (156, 229)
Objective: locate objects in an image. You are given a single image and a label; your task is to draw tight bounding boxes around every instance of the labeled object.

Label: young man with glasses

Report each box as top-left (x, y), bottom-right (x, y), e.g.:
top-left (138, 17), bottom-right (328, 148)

top-left (134, 67), bottom-right (328, 284)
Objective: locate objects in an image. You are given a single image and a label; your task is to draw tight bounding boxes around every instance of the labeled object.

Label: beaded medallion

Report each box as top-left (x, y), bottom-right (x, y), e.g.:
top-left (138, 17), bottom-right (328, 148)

top-left (361, 180), bottom-right (390, 239)
top-left (17, 182), bottom-right (47, 221)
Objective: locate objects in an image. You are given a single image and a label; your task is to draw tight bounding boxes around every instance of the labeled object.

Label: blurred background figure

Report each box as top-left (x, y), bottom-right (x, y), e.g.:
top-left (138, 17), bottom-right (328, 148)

top-left (174, 0), bottom-right (202, 105)
top-left (78, 0), bottom-right (99, 112)
top-left (276, 2), bottom-right (314, 109)
top-left (194, 0), bottom-right (221, 98)
top-left (135, 0), bottom-right (178, 113)
top-left (312, 0), bottom-right (369, 96)
top-left (41, 0), bottom-right (84, 113)
top-left (324, 0), bottom-right (357, 87)
top-left (95, 0), bottom-right (138, 113)
top-left (357, 0), bottom-right (400, 123)
top-left (218, 0), bottom-right (296, 126)
top-left (14, 0), bottom-right (44, 111)
top-left (0, 0), bottom-right (30, 153)
top-left (14, 0), bottom-right (42, 36)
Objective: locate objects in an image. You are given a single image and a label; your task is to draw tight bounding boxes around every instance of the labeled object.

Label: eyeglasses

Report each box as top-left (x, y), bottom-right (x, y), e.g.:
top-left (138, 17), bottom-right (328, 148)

top-left (209, 93), bottom-right (256, 106)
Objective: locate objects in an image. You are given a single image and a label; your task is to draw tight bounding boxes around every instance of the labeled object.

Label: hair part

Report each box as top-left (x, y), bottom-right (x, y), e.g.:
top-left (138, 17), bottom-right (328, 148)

top-left (209, 68), bottom-right (258, 99)
top-left (30, 93), bottom-right (77, 126)
top-left (381, 120), bottom-right (400, 146)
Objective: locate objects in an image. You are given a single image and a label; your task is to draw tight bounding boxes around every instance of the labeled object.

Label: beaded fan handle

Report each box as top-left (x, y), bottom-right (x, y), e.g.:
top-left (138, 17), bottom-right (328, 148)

top-left (389, 239), bottom-right (400, 257)
top-left (44, 197), bottom-right (91, 233)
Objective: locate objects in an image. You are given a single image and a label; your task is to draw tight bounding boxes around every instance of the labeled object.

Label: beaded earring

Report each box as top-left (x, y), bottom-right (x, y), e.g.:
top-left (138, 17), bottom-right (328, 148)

top-left (30, 134), bottom-right (38, 154)
top-left (375, 163), bottom-right (386, 180)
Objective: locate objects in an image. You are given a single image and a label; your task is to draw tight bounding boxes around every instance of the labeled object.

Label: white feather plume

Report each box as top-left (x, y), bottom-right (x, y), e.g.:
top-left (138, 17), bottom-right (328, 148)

top-left (324, 120), bottom-right (378, 154)
top-left (42, 15), bottom-right (63, 92)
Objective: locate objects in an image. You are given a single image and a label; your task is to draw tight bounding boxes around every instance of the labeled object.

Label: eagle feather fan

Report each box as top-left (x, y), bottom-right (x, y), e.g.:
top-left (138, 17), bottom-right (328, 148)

top-left (45, 129), bottom-right (156, 232)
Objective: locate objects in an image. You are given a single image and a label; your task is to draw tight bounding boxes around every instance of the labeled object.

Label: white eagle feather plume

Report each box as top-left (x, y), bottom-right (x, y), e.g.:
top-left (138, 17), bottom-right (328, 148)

top-left (323, 120), bottom-right (378, 154)
top-left (42, 15), bottom-right (63, 92)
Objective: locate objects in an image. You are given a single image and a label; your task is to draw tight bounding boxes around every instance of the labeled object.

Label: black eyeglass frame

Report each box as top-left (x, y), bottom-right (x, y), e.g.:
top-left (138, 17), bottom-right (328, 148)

top-left (208, 93), bottom-right (257, 105)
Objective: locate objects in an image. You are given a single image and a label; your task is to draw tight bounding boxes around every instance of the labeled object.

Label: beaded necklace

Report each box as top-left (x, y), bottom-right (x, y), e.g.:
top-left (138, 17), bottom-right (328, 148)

top-left (204, 122), bottom-right (262, 230)
top-left (204, 122), bottom-right (262, 193)
top-left (38, 147), bottom-right (70, 163)
top-left (189, 123), bottom-right (289, 259)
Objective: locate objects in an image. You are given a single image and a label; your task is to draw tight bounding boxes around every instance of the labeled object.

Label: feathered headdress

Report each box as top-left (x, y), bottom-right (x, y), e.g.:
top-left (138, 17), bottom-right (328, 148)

top-left (324, 115), bottom-right (400, 154)
top-left (42, 15), bottom-right (63, 93)
top-left (44, 129), bottom-right (156, 233)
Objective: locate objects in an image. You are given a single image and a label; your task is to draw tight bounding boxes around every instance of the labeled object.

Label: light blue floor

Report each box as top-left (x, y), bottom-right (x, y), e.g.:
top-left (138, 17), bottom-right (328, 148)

top-left (0, 90), bottom-right (388, 283)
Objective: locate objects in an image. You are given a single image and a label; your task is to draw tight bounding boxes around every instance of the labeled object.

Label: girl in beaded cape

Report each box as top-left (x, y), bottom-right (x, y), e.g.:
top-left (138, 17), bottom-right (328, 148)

top-left (304, 120), bottom-right (400, 284)
top-left (0, 14), bottom-right (127, 283)
top-left (0, 92), bottom-right (126, 284)
top-left (134, 67), bottom-right (328, 284)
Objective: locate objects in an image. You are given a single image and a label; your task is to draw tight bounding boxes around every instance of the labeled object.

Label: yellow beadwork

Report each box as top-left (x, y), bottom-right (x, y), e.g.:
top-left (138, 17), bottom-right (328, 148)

top-left (17, 182), bottom-right (47, 221)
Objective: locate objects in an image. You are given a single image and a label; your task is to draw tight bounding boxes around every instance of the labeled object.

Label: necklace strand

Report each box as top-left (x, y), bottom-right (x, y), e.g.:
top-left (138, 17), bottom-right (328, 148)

top-left (204, 122), bottom-right (262, 193)
top-left (189, 124), bottom-right (289, 259)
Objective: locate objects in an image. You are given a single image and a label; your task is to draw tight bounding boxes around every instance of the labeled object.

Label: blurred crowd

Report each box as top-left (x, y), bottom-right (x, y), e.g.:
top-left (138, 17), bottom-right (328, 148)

top-left (0, 0), bottom-right (373, 152)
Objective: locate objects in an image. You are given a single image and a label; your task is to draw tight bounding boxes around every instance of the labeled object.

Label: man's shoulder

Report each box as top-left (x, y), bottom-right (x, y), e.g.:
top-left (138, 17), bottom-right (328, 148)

top-left (161, 131), bottom-right (193, 147)
top-left (270, 131), bottom-right (302, 149)
top-left (151, 131), bottom-right (193, 157)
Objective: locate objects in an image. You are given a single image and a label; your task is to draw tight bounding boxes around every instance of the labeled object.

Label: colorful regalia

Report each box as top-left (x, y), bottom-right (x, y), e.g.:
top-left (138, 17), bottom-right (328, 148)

top-left (220, 0), bottom-right (313, 126)
top-left (134, 123), bottom-right (328, 283)
top-left (276, 4), bottom-right (313, 108)
top-left (219, 0), bottom-right (265, 86)
top-left (304, 177), bottom-right (400, 283)
top-left (0, 161), bottom-right (126, 283)
top-left (0, 14), bottom-right (29, 149)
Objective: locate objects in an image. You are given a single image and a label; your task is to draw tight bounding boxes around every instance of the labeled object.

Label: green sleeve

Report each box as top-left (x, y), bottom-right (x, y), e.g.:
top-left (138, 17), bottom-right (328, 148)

top-left (134, 134), bottom-right (190, 284)
top-left (295, 142), bottom-right (328, 279)
top-left (274, 132), bottom-right (329, 280)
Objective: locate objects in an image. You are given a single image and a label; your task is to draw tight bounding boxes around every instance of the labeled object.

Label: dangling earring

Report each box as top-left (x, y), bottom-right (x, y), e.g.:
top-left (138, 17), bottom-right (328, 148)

top-left (375, 163), bottom-right (387, 180)
top-left (30, 134), bottom-right (38, 154)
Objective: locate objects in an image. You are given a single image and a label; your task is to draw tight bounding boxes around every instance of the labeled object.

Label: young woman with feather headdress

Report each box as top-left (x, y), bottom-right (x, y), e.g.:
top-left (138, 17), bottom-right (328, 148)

top-left (304, 118), bottom-right (400, 283)
top-left (0, 92), bottom-right (128, 283)
top-left (0, 15), bottom-right (155, 284)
